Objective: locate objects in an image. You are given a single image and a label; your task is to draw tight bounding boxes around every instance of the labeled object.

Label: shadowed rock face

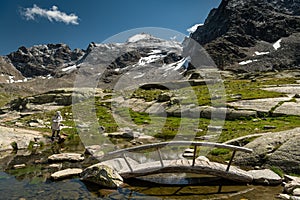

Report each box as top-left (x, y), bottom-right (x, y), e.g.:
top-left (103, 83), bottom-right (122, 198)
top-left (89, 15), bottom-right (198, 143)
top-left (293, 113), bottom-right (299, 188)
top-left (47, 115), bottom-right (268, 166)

top-left (190, 0), bottom-right (300, 71)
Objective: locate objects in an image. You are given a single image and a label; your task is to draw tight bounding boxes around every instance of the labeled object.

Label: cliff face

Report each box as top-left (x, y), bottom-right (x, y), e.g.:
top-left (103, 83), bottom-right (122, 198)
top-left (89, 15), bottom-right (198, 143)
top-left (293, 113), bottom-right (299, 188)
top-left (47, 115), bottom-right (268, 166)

top-left (190, 0), bottom-right (300, 72)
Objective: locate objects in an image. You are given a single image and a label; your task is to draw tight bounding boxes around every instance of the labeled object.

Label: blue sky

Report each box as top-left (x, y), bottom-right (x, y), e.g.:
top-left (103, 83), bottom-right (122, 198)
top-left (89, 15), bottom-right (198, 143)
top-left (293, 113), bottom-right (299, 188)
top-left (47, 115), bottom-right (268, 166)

top-left (0, 0), bottom-right (221, 55)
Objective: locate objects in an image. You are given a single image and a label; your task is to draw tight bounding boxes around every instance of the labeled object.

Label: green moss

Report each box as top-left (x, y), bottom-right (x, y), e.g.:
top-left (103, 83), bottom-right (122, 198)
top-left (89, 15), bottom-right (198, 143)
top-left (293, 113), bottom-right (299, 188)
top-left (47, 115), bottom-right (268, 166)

top-left (270, 166), bottom-right (285, 177)
top-left (0, 91), bottom-right (19, 108)
top-left (220, 115), bottom-right (300, 142)
top-left (7, 165), bottom-right (42, 178)
top-left (27, 141), bottom-right (35, 150)
top-left (210, 148), bottom-right (231, 156)
top-left (10, 141), bottom-right (18, 150)
top-left (132, 88), bottom-right (163, 102)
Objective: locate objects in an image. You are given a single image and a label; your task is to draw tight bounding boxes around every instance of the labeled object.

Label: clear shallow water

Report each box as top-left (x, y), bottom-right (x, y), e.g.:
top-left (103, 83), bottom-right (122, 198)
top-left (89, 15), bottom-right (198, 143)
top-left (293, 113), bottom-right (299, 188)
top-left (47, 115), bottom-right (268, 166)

top-left (0, 142), bottom-right (283, 200)
top-left (0, 171), bottom-right (283, 200)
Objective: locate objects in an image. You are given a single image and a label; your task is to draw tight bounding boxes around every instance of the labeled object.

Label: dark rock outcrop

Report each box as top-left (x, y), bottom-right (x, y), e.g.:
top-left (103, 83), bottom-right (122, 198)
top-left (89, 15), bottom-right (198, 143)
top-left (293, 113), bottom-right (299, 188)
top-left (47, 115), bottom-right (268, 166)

top-left (6, 44), bottom-right (85, 77)
top-left (190, 0), bottom-right (300, 71)
top-left (0, 56), bottom-right (24, 83)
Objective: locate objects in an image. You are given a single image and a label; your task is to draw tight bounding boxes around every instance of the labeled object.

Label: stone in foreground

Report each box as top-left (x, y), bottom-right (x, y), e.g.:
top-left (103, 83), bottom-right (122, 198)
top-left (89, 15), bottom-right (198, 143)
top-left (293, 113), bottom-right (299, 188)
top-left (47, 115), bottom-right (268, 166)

top-left (48, 153), bottom-right (84, 162)
top-left (247, 169), bottom-right (282, 185)
top-left (81, 163), bottom-right (123, 189)
top-left (51, 168), bottom-right (83, 180)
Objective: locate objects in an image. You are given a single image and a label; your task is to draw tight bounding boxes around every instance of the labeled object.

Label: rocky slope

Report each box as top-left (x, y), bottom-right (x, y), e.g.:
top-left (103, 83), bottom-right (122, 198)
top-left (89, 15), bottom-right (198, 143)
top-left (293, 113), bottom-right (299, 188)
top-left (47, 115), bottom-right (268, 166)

top-left (75, 33), bottom-right (186, 89)
top-left (5, 43), bottom-right (85, 78)
top-left (1, 34), bottom-right (198, 91)
top-left (190, 0), bottom-right (300, 72)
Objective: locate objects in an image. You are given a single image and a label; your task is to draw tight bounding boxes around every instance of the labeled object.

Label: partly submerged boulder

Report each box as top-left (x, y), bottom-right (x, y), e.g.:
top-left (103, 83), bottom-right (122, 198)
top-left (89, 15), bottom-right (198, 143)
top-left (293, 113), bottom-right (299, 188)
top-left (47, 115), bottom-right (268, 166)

top-left (247, 169), bottom-right (282, 185)
top-left (80, 163), bottom-right (123, 188)
top-left (51, 168), bottom-right (83, 180)
top-left (48, 153), bottom-right (84, 162)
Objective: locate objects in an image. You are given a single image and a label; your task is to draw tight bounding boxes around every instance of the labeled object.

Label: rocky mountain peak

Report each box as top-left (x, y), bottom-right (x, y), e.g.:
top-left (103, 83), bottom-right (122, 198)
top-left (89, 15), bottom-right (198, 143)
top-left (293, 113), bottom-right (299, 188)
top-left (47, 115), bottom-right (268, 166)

top-left (6, 43), bottom-right (85, 77)
top-left (190, 0), bottom-right (300, 71)
top-left (126, 33), bottom-right (159, 43)
top-left (75, 33), bottom-right (185, 88)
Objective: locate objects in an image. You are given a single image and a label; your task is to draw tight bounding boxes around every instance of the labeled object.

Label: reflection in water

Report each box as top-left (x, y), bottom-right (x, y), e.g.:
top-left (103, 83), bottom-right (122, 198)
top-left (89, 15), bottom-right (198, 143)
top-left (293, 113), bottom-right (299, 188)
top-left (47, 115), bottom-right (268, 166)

top-left (0, 142), bottom-right (283, 200)
top-left (0, 172), bottom-right (96, 200)
top-left (0, 170), bottom-right (283, 200)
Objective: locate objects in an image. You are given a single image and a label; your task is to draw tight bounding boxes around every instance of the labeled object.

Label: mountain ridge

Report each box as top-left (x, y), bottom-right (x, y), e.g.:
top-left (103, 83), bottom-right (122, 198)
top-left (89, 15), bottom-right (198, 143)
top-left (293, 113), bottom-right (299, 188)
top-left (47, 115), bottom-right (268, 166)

top-left (2, 0), bottom-right (300, 84)
top-left (190, 0), bottom-right (300, 72)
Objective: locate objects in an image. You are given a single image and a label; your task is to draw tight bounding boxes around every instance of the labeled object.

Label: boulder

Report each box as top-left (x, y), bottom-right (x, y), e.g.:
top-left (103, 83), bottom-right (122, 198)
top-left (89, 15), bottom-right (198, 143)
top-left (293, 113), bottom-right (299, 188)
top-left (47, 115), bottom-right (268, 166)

top-left (51, 168), bottom-right (83, 180)
top-left (284, 180), bottom-right (300, 194)
top-left (278, 194), bottom-right (291, 200)
top-left (266, 134), bottom-right (300, 174)
top-left (80, 163), bottom-right (123, 188)
top-left (48, 153), bottom-right (84, 162)
top-left (247, 169), bottom-right (282, 185)
top-left (234, 128), bottom-right (300, 174)
top-left (293, 188), bottom-right (300, 196)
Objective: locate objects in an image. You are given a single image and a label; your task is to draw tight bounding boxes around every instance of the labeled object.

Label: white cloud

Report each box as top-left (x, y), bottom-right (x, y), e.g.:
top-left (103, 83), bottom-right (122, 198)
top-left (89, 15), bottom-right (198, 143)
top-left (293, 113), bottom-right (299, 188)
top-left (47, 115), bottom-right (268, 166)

top-left (187, 23), bottom-right (203, 34)
top-left (21, 4), bottom-right (79, 25)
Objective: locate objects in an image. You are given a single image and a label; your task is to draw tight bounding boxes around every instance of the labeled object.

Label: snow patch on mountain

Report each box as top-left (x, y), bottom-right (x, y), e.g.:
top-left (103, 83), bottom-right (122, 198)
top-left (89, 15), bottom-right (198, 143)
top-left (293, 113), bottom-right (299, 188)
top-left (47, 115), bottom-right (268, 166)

top-left (273, 39), bottom-right (282, 50)
top-left (5, 75), bottom-right (29, 83)
top-left (61, 65), bottom-right (77, 72)
top-left (127, 33), bottom-right (153, 43)
top-left (187, 23), bottom-right (203, 34)
top-left (254, 51), bottom-right (270, 56)
top-left (138, 54), bottom-right (163, 66)
top-left (163, 57), bottom-right (189, 71)
top-left (239, 59), bottom-right (258, 65)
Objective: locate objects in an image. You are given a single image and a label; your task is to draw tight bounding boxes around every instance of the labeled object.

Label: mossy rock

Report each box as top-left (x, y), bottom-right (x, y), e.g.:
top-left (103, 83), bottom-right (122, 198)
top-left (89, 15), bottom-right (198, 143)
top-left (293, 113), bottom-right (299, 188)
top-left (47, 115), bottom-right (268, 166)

top-left (81, 164), bottom-right (123, 188)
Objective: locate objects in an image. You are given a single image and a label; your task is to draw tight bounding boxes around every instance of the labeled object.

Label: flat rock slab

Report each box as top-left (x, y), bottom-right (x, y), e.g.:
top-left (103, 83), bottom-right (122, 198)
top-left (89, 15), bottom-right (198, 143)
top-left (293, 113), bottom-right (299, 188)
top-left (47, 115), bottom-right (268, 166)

top-left (0, 126), bottom-right (43, 151)
top-left (247, 169), bottom-right (282, 185)
top-left (51, 168), bottom-right (82, 180)
top-left (263, 85), bottom-right (300, 94)
top-left (228, 97), bottom-right (291, 113)
top-left (48, 153), bottom-right (84, 162)
top-left (274, 100), bottom-right (300, 116)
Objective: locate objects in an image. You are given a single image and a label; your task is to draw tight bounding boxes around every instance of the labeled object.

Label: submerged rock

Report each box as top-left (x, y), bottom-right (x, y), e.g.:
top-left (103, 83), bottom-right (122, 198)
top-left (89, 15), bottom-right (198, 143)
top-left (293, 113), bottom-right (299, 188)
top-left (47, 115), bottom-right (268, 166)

top-left (81, 163), bottom-right (123, 188)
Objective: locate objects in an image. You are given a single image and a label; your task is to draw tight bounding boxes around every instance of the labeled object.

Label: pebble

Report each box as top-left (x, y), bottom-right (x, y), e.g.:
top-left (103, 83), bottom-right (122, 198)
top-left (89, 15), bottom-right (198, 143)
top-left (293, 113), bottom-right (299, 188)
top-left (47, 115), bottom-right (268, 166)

top-left (13, 164), bottom-right (26, 169)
